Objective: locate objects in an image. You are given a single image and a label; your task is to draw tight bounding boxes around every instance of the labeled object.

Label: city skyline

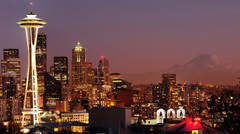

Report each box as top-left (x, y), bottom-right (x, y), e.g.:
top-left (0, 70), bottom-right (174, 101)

top-left (1, 1), bottom-right (240, 85)
top-left (0, 2), bottom-right (239, 133)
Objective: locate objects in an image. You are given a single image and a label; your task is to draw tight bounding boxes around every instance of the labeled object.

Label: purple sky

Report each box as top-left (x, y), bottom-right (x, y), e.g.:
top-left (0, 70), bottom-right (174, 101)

top-left (1, 1), bottom-right (240, 84)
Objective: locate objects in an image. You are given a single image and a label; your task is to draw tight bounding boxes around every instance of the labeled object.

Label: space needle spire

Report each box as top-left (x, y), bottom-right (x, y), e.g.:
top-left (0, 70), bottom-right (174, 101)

top-left (30, 2), bottom-right (33, 12)
top-left (17, 3), bottom-right (46, 127)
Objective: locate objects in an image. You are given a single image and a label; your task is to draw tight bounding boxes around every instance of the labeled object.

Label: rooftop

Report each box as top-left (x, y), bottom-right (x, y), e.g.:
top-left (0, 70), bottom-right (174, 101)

top-left (75, 42), bottom-right (84, 49)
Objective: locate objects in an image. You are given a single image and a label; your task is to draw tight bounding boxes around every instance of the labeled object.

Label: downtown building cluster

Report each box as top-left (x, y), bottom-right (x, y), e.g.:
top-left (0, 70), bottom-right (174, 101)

top-left (0, 6), bottom-right (239, 134)
top-left (0, 34), bottom-right (239, 133)
top-left (0, 33), bottom-right (133, 124)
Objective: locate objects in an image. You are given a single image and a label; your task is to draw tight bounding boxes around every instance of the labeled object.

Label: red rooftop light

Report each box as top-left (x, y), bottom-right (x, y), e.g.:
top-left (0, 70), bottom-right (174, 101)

top-left (101, 56), bottom-right (105, 59)
top-left (193, 117), bottom-right (201, 122)
top-left (30, 2), bottom-right (33, 6)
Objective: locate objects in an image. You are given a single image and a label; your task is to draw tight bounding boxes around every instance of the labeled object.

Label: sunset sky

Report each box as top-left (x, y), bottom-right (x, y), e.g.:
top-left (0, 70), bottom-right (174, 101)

top-left (1, 1), bottom-right (240, 84)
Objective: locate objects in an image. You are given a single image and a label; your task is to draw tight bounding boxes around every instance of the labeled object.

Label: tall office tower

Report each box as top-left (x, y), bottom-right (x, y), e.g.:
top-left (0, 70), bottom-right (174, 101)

top-left (36, 33), bottom-right (47, 72)
top-left (2, 73), bottom-right (17, 99)
top-left (188, 83), bottom-right (205, 113)
top-left (36, 33), bottom-right (47, 95)
top-left (88, 84), bottom-right (107, 108)
top-left (152, 84), bottom-right (169, 109)
top-left (72, 42), bottom-right (87, 99)
top-left (3, 49), bottom-right (19, 59)
top-left (162, 74), bottom-right (176, 86)
top-left (95, 56), bottom-right (110, 85)
top-left (161, 74), bottom-right (176, 109)
top-left (11, 97), bottom-right (23, 119)
top-left (168, 84), bottom-right (187, 109)
top-left (133, 85), bottom-right (153, 103)
top-left (1, 73), bottom-right (22, 121)
top-left (62, 85), bottom-right (72, 101)
top-left (86, 61), bottom-right (95, 85)
top-left (17, 3), bottom-right (46, 126)
top-left (54, 57), bottom-right (68, 85)
top-left (5, 97), bottom-right (23, 121)
top-left (178, 84), bottom-right (188, 108)
top-left (0, 97), bottom-right (7, 121)
top-left (43, 72), bottom-right (62, 111)
top-left (1, 49), bottom-right (22, 95)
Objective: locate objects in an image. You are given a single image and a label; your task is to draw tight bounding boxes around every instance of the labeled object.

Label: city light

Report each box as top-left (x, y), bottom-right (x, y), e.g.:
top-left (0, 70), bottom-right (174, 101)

top-left (20, 128), bottom-right (30, 134)
top-left (193, 117), bottom-right (201, 122)
top-left (1, 1), bottom-right (240, 134)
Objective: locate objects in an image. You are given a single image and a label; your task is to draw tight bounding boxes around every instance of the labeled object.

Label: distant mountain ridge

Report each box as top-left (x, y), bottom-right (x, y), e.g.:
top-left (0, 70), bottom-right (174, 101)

top-left (123, 54), bottom-right (239, 85)
top-left (161, 54), bottom-right (236, 74)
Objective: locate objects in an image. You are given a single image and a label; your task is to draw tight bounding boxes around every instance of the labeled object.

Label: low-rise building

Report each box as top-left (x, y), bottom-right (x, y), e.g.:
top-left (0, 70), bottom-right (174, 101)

top-left (14, 115), bottom-right (31, 125)
top-left (61, 110), bottom-right (89, 124)
top-left (89, 108), bottom-right (131, 134)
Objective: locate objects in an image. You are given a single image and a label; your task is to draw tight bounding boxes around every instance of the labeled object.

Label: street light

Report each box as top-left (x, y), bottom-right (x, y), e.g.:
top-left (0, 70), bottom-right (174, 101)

top-left (20, 128), bottom-right (30, 134)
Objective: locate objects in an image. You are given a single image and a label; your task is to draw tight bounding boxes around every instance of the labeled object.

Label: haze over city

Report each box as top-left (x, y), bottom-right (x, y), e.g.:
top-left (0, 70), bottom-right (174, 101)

top-left (1, 1), bottom-right (240, 85)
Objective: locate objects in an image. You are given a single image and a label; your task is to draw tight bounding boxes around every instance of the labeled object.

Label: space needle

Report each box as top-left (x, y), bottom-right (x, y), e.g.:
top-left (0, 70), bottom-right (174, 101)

top-left (17, 3), bottom-right (46, 127)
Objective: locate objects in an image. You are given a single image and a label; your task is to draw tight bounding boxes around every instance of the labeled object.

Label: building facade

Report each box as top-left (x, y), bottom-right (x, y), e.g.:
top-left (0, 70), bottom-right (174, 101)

top-left (95, 56), bottom-right (110, 85)
top-left (162, 74), bottom-right (176, 86)
top-left (72, 42), bottom-right (87, 99)
top-left (88, 84), bottom-right (107, 108)
top-left (44, 72), bottom-right (62, 111)
top-left (1, 73), bottom-right (17, 99)
top-left (36, 33), bottom-right (47, 95)
top-left (54, 56), bottom-right (68, 85)
top-left (1, 49), bottom-right (21, 95)
top-left (61, 110), bottom-right (89, 124)
top-left (152, 83), bottom-right (169, 109)
top-left (3, 49), bottom-right (19, 59)
top-left (71, 42), bottom-right (95, 100)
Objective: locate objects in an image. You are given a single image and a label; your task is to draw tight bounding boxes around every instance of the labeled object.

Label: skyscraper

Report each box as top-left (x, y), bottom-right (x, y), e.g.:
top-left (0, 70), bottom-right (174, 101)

top-left (162, 74), bottom-right (176, 86)
top-left (1, 73), bottom-right (17, 99)
top-left (36, 33), bottom-right (47, 95)
top-left (91, 56), bottom-right (111, 107)
top-left (188, 83), bottom-right (205, 113)
top-left (3, 49), bottom-right (19, 59)
top-left (71, 42), bottom-right (87, 99)
top-left (86, 61), bottom-right (95, 86)
top-left (17, 3), bottom-right (46, 126)
top-left (152, 83), bottom-right (169, 109)
top-left (0, 73), bottom-right (23, 121)
top-left (95, 56), bottom-right (110, 85)
top-left (43, 72), bottom-right (62, 111)
top-left (54, 56), bottom-right (68, 85)
top-left (1, 49), bottom-right (21, 95)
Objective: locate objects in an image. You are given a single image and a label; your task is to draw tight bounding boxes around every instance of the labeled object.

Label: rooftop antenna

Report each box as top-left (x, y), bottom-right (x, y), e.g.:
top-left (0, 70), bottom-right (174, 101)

top-left (30, 2), bottom-right (33, 12)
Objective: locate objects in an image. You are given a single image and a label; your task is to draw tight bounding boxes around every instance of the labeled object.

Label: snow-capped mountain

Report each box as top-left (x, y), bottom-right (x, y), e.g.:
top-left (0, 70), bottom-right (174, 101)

top-left (123, 54), bottom-right (239, 85)
top-left (162, 54), bottom-right (235, 74)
